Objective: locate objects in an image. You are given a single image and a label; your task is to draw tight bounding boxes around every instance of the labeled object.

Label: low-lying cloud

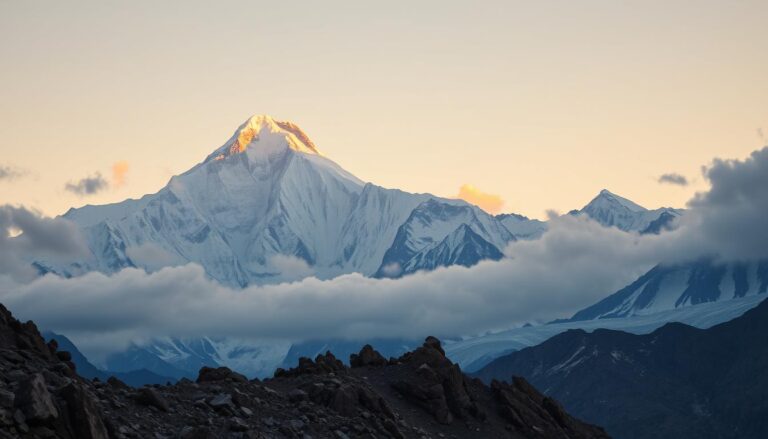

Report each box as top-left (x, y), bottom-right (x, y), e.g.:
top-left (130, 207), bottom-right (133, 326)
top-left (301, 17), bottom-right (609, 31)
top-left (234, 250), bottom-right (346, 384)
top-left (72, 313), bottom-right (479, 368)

top-left (456, 184), bottom-right (504, 214)
top-left (658, 173), bottom-right (689, 186)
top-left (125, 243), bottom-right (184, 273)
top-left (65, 173), bottom-right (109, 196)
top-left (1, 147), bottom-right (767, 359)
top-left (267, 254), bottom-right (315, 282)
top-left (0, 206), bottom-right (89, 282)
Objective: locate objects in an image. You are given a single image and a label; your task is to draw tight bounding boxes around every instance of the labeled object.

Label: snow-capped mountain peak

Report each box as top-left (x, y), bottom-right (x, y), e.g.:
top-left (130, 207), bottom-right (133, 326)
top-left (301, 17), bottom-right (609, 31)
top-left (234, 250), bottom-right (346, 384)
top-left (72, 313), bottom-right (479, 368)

top-left (572, 189), bottom-right (681, 232)
top-left (589, 189), bottom-right (647, 213)
top-left (204, 114), bottom-right (320, 164)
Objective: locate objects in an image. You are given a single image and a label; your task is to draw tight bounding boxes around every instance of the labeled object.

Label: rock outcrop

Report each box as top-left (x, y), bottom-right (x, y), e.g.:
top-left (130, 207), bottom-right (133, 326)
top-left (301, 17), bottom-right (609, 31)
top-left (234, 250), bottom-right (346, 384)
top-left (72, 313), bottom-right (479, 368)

top-left (0, 304), bottom-right (109, 439)
top-left (0, 302), bottom-right (609, 438)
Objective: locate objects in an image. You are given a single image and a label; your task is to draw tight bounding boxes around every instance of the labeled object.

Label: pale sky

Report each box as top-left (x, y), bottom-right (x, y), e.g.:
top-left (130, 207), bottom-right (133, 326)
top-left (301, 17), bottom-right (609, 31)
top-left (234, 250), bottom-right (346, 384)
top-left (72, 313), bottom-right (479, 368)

top-left (1, 0), bottom-right (766, 219)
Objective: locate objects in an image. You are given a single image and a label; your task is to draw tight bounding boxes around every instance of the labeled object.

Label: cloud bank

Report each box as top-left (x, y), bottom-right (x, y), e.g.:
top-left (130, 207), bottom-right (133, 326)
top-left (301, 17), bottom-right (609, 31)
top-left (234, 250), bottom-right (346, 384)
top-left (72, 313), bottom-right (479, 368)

top-left (456, 184), bottom-right (504, 214)
top-left (1, 147), bottom-right (767, 358)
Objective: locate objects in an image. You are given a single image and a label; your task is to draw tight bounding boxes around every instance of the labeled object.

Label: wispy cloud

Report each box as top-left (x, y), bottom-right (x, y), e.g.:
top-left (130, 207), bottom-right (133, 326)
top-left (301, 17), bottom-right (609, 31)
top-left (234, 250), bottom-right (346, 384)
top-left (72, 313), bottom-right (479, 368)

top-left (0, 165), bottom-right (26, 182)
top-left (65, 173), bottom-right (109, 196)
top-left (658, 173), bottom-right (689, 186)
top-left (112, 161), bottom-right (129, 187)
top-left (456, 184), bottom-right (504, 214)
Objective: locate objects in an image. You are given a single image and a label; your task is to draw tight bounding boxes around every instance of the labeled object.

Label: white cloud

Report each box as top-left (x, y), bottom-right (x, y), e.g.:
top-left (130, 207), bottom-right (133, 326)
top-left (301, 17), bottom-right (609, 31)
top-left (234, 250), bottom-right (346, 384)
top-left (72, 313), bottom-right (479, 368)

top-left (380, 262), bottom-right (402, 278)
top-left (125, 243), bottom-right (183, 273)
top-left (267, 254), bottom-right (314, 282)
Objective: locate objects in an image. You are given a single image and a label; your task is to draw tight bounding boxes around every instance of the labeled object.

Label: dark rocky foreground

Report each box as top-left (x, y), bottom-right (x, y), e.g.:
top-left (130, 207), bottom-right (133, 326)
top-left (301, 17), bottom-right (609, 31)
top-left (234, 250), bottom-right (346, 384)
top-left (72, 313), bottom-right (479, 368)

top-left (0, 304), bottom-right (608, 439)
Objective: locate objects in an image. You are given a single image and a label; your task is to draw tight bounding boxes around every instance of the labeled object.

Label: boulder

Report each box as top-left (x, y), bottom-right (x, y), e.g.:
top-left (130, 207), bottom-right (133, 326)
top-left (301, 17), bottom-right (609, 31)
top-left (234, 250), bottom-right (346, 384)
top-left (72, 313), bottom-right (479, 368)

top-left (14, 373), bottom-right (58, 424)
top-left (58, 383), bottom-right (109, 439)
top-left (197, 366), bottom-right (247, 383)
top-left (134, 387), bottom-right (170, 412)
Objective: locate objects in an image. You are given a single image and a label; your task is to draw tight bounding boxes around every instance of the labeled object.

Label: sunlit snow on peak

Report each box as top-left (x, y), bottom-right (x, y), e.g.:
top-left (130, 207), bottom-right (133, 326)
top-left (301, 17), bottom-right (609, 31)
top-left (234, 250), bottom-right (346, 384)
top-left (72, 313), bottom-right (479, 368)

top-left (209, 114), bottom-right (321, 163)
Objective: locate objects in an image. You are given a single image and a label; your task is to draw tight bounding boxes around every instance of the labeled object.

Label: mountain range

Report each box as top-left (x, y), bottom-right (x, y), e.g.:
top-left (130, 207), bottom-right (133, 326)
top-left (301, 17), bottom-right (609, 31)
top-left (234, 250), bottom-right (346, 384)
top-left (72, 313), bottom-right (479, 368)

top-left (29, 114), bottom-right (766, 386)
top-left (41, 115), bottom-right (679, 287)
top-left (474, 297), bottom-right (768, 439)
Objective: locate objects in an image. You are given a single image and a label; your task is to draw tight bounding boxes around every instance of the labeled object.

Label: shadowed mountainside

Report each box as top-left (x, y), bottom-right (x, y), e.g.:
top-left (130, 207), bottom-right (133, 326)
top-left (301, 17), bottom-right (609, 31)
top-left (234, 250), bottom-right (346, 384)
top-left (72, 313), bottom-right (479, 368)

top-left (475, 299), bottom-right (768, 439)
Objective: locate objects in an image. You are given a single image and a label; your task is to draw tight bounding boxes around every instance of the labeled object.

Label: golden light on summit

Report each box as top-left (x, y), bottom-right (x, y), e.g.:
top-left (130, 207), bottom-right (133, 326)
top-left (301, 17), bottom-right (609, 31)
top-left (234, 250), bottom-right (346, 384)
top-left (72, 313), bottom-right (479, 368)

top-left (232, 127), bottom-right (257, 155)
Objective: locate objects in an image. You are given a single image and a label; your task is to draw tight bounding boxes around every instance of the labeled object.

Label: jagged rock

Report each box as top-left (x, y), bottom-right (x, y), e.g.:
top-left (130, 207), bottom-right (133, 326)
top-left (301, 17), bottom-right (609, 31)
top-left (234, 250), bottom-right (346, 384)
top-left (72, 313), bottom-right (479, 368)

top-left (134, 387), bottom-right (170, 412)
top-left (350, 344), bottom-right (387, 368)
top-left (106, 376), bottom-right (130, 390)
top-left (275, 351), bottom-right (346, 377)
top-left (390, 337), bottom-right (479, 424)
top-left (0, 303), bottom-right (608, 439)
top-left (58, 383), bottom-right (109, 439)
top-left (14, 373), bottom-right (59, 424)
top-left (197, 366), bottom-right (247, 383)
top-left (55, 350), bottom-right (72, 362)
top-left (47, 339), bottom-right (58, 355)
top-left (424, 335), bottom-right (445, 356)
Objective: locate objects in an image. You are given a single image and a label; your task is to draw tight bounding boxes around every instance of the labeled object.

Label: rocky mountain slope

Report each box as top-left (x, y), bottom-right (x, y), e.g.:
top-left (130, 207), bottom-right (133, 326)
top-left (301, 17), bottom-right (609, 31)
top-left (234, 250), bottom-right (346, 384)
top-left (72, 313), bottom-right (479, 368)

top-left (474, 298), bottom-right (768, 439)
top-left (0, 302), bottom-right (608, 438)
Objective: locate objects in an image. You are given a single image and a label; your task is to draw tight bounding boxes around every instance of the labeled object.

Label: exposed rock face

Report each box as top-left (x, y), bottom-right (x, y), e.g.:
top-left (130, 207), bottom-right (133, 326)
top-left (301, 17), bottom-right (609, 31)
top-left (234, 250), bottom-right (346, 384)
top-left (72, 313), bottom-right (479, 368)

top-left (0, 302), bottom-right (608, 438)
top-left (390, 338), bottom-right (478, 424)
top-left (15, 374), bottom-right (59, 424)
top-left (349, 344), bottom-right (387, 368)
top-left (0, 304), bottom-right (108, 439)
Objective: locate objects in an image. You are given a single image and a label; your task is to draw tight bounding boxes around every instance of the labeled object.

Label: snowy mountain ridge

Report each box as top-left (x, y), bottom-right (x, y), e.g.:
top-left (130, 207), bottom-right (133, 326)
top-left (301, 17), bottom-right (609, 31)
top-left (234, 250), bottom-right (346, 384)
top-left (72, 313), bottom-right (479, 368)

top-left (572, 189), bottom-right (683, 232)
top-left (53, 115), bottom-right (521, 286)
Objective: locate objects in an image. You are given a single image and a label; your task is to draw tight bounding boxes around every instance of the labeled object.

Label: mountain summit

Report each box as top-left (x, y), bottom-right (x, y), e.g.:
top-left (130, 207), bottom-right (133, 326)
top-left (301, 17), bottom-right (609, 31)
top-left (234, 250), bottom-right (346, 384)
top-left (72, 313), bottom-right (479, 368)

top-left (589, 189), bottom-right (647, 213)
top-left (574, 189), bottom-right (682, 232)
top-left (204, 115), bottom-right (321, 164)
